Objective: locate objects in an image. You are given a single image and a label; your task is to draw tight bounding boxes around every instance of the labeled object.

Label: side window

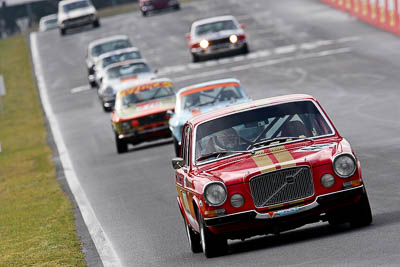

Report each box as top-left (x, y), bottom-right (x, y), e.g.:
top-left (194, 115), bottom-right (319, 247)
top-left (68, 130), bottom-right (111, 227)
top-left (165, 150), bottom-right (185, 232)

top-left (183, 126), bottom-right (191, 166)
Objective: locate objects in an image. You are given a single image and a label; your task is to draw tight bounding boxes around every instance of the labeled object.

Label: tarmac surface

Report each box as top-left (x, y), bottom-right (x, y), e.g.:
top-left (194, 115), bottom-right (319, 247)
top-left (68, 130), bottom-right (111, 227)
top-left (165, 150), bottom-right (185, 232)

top-left (32, 0), bottom-right (400, 266)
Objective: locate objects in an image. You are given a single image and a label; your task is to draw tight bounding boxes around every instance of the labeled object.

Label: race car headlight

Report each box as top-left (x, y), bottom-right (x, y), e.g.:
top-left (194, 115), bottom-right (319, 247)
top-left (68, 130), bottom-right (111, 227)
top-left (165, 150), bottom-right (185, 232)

top-left (229, 34), bottom-right (238, 44)
top-left (333, 154), bottom-right (356, 178)
top-left (200, 39), bottom-right (209, 49)
top-left (120, 121), bottom-right (131, 132)
top-left (203, 182), bottom-right (227, 206)
top-left (321, 174), bottom-right (335, 188)
top-left (230, 193), bottom-right (244, 208)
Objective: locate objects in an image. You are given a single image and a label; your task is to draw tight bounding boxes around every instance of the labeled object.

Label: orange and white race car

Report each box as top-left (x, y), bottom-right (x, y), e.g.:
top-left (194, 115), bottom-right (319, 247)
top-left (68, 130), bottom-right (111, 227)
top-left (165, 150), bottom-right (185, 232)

top-left (111, 79), bottom-right (175, 153)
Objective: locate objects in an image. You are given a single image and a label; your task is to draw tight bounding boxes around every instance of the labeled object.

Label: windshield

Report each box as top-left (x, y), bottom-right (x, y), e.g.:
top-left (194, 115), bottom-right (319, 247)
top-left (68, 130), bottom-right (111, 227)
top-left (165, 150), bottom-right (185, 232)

top-left (195, 101), bottom-right (334, 162)
top-left (116, 81), bottom-right (174, 108)
top-left (63, 0), bottom-right (90, 12)
top-left (107, 63), bottom-right (151, 79)
top-left (102, 51), bottom-right (142, 68)
top-left (91, 40), bottom-right (132, 57)
top-left (45, 18), bottom-right (58, 26)
top-left (195, 20), bottom-right (237, 36)
top-left (178, 83), bottom-right (245, 113)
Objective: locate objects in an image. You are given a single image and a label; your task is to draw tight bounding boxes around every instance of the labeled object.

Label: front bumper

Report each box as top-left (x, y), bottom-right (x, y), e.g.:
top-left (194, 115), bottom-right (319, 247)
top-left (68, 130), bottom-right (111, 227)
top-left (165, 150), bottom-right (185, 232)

top-left (61, 15), bottom-right (97, 29)
top-left (118, 125), bottom-right (171, 144)
top-left (205, 185), bottom-right (365, 228)
top-left (191, 41), bottom-right (247, 57)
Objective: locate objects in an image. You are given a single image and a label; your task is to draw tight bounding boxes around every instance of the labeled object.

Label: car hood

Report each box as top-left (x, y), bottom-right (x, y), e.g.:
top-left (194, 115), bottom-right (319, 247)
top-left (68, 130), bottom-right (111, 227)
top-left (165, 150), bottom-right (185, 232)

top-left (197, 138), bottom-right (344, 186)
top-left (105, 73), bottom-right (157, 90)
top-left (169, 97), bottom-right (251, 141)
top-left (61, 7), bottom-right (96, 20)
top-left (116, 96), bottom-right (175, 120)
top-left (193, 29), bottom-right (244, 43)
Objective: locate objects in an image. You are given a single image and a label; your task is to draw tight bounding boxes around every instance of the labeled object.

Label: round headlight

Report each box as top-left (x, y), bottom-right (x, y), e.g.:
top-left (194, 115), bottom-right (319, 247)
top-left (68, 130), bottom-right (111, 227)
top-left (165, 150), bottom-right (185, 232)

top-left (333, 154), bottom-right (356, 178)
top-left (199, 39), bottom-right (209, 49)
top-left (104, 86), bottom-right (114, 96)
top-left (203, 182), bottom-right (227, 206)
top-left (321, 174), bottom-right (335, 188)
top-left (229, 34), bottom-right (238, 44)
top-left (121, 121), bottom-right (131, 132)
top-left (230, 193), bottom-right (244, 208)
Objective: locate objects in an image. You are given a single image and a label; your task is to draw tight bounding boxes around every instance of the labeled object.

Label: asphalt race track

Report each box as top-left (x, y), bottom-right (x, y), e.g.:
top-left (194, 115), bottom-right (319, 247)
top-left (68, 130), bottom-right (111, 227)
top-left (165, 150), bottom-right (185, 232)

top-left (32, 0), bottom-right (400, 266)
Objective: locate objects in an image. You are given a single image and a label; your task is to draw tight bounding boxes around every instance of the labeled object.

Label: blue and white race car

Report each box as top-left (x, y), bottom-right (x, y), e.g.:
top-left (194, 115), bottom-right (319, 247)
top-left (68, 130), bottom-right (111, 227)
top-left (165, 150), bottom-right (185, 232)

top-left (169, 78), bottom-right (251, 155)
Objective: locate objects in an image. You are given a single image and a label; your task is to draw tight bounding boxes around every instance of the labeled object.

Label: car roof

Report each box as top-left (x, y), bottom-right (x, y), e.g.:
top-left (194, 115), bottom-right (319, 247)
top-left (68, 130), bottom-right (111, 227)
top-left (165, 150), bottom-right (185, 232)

top-left (104, 59), bottom-right (149, 71)
top-left (189, 94), bottom-right (317, 126)
top-left (192, 15), bottom-right (238, 28)
top-left (88, 35), bottom-right (130, 50)
top-left (98, 47), bottom-right (140, 61)
top-left (59, 0), bottom-right (88, 6)
top-left (116, 78), bottom-right (173, 94)
top-left (176, 78), bottom-right (240, 97)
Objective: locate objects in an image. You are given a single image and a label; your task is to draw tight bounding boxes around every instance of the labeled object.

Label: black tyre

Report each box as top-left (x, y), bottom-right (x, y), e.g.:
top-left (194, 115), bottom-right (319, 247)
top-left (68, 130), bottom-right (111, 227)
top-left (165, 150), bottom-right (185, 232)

top-left (142, 11), bottom-right (148, 17)
top-left (184, 218), bottom-right (202, 253)
top-left (60, 28), bottom-right (66, 36)
top-left (241, 43), bottom-right (249, 54)
top-left (349, 193), bottom-right (372, 228)
top-left (173, 137), bottom-right (181, 156)
top-left (115, 133), bottom-right (128, 154)
top-left (192, 53), bottom-right (200, 63)
top-left (93, 20), bottom-right (100, 28)
top-left (198, 213), bottom-right (227, 258)
top-left (174, 4), bottom-right (180, 10)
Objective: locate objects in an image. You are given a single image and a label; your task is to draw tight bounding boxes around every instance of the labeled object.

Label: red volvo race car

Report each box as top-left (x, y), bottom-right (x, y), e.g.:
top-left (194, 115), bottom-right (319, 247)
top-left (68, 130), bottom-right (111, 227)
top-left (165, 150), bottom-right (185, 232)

top-left (111, 79), bottom-right (175, 153)
top-left (172, 94), bottom-right (372, 257)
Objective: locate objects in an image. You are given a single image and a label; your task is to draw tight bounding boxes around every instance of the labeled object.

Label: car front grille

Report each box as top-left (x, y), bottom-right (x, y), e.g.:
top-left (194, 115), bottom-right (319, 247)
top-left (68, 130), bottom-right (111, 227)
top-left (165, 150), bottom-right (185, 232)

top-left (249, 167), bottom-right (314, 208)
top-left (137, 112), bottom-right (167, 125)
top-left (209, 37), bottom-right (230, 46)
top-left (66, 15), bottom-right (92, 23)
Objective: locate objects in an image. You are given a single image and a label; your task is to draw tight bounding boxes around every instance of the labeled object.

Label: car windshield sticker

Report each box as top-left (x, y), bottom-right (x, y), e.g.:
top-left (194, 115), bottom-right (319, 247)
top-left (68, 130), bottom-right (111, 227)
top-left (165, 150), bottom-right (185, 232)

top-left (119, 81), bottom-right (173, 98)
top-left (294, 143), bottom-right (336, 153)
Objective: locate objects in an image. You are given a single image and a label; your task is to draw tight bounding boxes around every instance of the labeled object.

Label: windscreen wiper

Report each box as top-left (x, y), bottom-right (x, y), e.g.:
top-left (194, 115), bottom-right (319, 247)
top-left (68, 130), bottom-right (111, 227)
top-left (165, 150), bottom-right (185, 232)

top-left (248, 137), bottom-right (314, 150)
top-left (196, 150), bottom-right (250, 162)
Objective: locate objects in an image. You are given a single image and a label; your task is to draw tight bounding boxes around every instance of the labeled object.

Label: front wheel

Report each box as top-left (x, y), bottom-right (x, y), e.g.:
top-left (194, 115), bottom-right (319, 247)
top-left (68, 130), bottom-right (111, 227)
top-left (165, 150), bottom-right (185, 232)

top-left (241, 43), bottom-right (249, 54)
top-left (93, 20), bottom-right (100, 28)
top-left (198, 214), bottom-right (227, 258)
top-left (174, 4), bottom-right (180, 10)
top-left (349, 192), bottom-right (372, 227)
top-left (60, 28), bottom-right (66, 36)
top-left (192, 53), bottom-right (200, 63)
top-left (142, 11), bottom-right (148, 17)
top-left (184, 218), bottom-right (202, 253)
top-left (115, 133), bottom-right (128, 154)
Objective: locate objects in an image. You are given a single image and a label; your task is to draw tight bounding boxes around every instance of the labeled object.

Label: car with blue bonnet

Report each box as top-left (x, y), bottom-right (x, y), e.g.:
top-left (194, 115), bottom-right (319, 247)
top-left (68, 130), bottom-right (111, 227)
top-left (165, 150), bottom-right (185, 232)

top-left (169, 78), bottom-right (251, 156)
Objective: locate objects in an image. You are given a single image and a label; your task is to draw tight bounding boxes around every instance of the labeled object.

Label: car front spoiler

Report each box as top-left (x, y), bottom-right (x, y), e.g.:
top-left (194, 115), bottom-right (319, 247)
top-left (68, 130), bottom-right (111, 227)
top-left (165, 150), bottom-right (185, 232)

top-left (204, 185), bottom-right (365, 227)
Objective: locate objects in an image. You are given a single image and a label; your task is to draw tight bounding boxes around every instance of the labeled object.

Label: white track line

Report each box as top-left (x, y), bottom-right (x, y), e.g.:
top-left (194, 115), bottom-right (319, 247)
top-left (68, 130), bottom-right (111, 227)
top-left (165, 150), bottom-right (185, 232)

top-left (71, 85), bottom-right (91, 94)
top-left (174, 47), bottom-right (352, 82)
top-left (157, 36), bottom-right (360, 76)
top-left (31, 33), bottom-right (122, 267)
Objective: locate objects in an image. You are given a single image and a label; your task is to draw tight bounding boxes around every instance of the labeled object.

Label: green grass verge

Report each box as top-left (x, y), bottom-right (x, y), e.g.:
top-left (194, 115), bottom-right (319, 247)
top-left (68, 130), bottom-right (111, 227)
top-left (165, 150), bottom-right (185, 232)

top-left (98, 0), bottom-right (198, 18)
top-left (0, 35), bottom-right (86, 266)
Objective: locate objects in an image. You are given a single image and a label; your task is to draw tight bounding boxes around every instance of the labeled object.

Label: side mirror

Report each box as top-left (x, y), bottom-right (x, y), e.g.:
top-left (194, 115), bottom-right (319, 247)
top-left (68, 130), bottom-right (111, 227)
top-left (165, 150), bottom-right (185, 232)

top-left (185, 33), bottom-right (191, 40)
top-left (166, 109), bottom-right (174, 116)
top-left (172, 157), bottom-right (185, 170)
top-left (240, 23), bottom-right (246, 29)
top-left (154, 69), bottom-right (158, 74)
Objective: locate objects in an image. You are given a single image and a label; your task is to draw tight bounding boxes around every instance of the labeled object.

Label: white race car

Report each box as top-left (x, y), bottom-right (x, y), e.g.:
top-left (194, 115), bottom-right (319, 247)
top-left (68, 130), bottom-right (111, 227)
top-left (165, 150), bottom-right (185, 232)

top-left (58, 0), bottom-right (99, 35)
top-left (86, 35), bottom-right (133, 84)
top-left (90, 47), bottom-right (143, 88)
top-left (186, 15), bottom-right (249, 62)
top-left (97, 59), bottom-right (157, 111)
top-left (39, 14), bottom-right (58, 32)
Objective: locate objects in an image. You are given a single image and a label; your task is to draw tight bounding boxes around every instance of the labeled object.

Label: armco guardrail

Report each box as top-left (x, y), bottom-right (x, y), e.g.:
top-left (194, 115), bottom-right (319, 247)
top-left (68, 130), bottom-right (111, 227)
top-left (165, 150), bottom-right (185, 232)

top-left (321, 0), bottom-right (400, 35)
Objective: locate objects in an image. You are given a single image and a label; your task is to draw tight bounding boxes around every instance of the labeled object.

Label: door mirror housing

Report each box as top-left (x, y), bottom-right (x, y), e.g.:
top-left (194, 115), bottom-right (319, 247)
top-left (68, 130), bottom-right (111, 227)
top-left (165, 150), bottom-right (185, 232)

top-left (166, 109), bottom-right (174, 116)
top-left (240, 23), bottom-right (246, 29)
top-left (185, 33), bottom-right (191, 40)
top-left (172, 157), bottom-right (185, 170)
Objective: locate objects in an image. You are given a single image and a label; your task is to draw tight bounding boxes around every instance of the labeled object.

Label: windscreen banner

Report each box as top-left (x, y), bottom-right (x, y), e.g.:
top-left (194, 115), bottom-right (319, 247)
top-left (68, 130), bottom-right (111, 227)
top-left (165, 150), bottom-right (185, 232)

top-left (320, 0), bottom-right (400, 35)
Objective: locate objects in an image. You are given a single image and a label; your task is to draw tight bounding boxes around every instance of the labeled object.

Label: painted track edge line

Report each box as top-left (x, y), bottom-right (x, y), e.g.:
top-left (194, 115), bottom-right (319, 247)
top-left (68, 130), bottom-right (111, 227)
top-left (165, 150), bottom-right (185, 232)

top-left (30, 33), bottom-right (122, 267)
